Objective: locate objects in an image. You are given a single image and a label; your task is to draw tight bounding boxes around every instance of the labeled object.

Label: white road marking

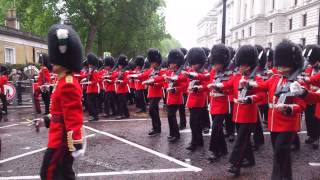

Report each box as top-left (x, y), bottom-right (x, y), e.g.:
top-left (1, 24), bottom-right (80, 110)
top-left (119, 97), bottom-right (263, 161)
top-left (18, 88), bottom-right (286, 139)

top-left (180, 129), bottom-right (307, 136)
top-left (84, 125), bottom-right (202, 172)
top-left (0, 168), bottom-right (194, 179)
top-left (84, 118), bottom-right (148, 123)
top-left (21, 147), bottom-right (31, 150)
top-left (309, 162), bottom-right (320, 166)
top-left (0, 124), bottom-right (19, 129)
top-left (0, 134), bottom-right (96, 164)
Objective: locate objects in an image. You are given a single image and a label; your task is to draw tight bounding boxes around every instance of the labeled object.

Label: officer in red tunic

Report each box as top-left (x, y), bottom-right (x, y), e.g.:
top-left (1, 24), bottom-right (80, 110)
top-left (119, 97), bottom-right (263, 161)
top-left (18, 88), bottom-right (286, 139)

top-left (153, 49), bottom-right (186, 142)
top-left (130, 49), bottom-right (164, 136)
top-left (206, 44), bottom-right (231, 161)
top-left (250, 40), bottom-right (306, 180)
top-left (102, 56), bottom-right (118, 117)
top-left (114, 55), bottom-right (130, 119)
top-left (40, 24), bottom-right (84, 180)
top-left (37, 53), bottom-right (52, 115)
top-left (214, 45), bottom-right (263, 176)
top-left (183, 47), bottom-right (209, 151)
top-left (133, 56), bottom-right (147, 113)
top-left (0, 66), bottom-right (8, 115)
top-left (83, 53), bottom-right (100, 121)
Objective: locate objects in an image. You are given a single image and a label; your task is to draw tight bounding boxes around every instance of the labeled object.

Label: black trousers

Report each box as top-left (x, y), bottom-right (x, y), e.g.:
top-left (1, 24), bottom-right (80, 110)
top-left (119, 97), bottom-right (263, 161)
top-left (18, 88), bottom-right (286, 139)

top-left (229, 123), bottom-right (255, 166)
top-left (167, 105), bottom-right (180, 138)
top-left (189, 108), bottom-right (205, 146)
top-left (225, 102), bottom-right (235, 135)
top-left (305, 105), bottom-right (320, 139)
top-left (82, 91), bottom-right (88, 111)
top-left (259, 104), bottom-right (269, 123)
top-left (178, 94), bottom-right (187, 127)
top-left (104, 91), bottom-right (117, 115)
top-left (40, 147), bottom-right (75, 180)
top-left (97, 90), bottom-right (105, 113)
top-left (253, 115), bottom-right (265, 145)
top-left (41, 91), bottom-right (51, 115)
top-left (201, 108), bottom-right (211, 130)
top-left (117, 93), bottom-right (129, 117)
top-left (128, 88), bottom-right (135, 104)
top-left (271, 132), bottom-right (295, 180)
top-left (209, 114), bottom-right (228, 155)
top-left (87, 93), bottom-right (99, 118)
top-left (135, 90), bottom-right (146, 111)
top-left (16, 82), bottom-right (22, 105)
top-left (0, 94), bottom-right (7, 113)
top-left (149, 97), bottom-right (161, 132)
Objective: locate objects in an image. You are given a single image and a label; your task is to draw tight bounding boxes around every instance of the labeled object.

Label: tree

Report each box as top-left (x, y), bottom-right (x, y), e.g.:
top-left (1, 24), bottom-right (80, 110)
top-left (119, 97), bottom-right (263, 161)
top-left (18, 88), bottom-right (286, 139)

top-left (159, 36), bottom-right (182, 57)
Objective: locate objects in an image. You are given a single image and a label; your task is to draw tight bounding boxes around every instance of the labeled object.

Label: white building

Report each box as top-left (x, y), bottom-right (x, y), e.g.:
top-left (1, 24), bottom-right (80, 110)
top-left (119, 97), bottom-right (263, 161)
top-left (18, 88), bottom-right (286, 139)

top-left (197, 0), bottom-right (320, 48)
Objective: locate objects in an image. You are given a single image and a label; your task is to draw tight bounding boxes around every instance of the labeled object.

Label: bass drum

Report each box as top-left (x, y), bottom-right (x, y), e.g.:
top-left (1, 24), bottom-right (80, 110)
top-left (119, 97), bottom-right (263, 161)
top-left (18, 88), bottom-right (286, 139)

top-left (4, 83), bottom-right (16, 102)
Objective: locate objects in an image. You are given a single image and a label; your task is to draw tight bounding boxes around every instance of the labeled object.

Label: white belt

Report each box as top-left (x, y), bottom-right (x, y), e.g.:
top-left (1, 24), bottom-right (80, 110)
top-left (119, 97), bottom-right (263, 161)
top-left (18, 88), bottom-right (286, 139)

top-left (210, 92), bottom-right (225, 97)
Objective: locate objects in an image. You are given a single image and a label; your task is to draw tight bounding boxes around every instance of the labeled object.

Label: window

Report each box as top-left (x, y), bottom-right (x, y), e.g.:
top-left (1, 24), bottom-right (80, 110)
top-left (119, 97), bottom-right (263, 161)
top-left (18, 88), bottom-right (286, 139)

top-left (301, 38), bottom-right (306, 46)
top-left (244, 4), bottom-right (247, 20)
top-left (302, 14), bottom-right (307, 27)
top-left (242, 29), bottom-right (245, 38)
top-left (36, 51), bottom-right (42, 63)
top-left (289, 18), bottom-right (293, 30)
top-left (270, 22), bottom-right (273, 33)
top-left (249, 27), bottom-right (252, 36)
top-left (294, 0), bottom-right (298, 6)
top-left (235, 32), bottom-right (238, 40)
top-left (5, 48), bottom-right (15, 64)
top-left (268, 42), bottom-right (272, 48)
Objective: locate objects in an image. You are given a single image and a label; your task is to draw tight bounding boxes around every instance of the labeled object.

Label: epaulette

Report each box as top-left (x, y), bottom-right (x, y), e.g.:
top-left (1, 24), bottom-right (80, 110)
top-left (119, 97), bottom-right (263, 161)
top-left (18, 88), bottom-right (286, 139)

top-left (65, 75), bottom-right (73, 83)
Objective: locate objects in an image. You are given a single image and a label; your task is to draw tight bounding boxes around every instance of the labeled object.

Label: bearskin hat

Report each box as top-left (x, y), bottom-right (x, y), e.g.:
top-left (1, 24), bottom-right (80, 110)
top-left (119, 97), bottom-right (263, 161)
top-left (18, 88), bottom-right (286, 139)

top-left (255, 45), bottom-right (267, 69)
top-left (134, 56), bottom-right (145, 67)
top-left (0, 66), bottom-right (8, 75)
top-left (274, 40), bottom-right (303, 71)
top-left (209, 44), bottom-right (230, 67)
top-left (87, 53), bottom-right (99, 67)
top-left (180, 48), bottom-right (188, 56)
top-left (202, 47), bottom-right (211, 57)
top-left (82, 60), bottom-right (88, 67)
top-left (187, 47), bottom-right (207, 66)
top-left (104, 56), bottom-right (115, 67)
top-left (305, 44), bottom-right (320, 65)
top-left (117, 54), bottom-right (128, 66)
top-left (167, 49), bottom-right (185, 67)
top-left (265, 47), bottom-right (274, 63)
top-left (38, 53), bottom-right (52, 70)
top-left (235, 45), bottom-right (258, 69)
top-left (47, 24), bottom-right (83, 73)
top-left (147, 48), bottom-right (162, 64)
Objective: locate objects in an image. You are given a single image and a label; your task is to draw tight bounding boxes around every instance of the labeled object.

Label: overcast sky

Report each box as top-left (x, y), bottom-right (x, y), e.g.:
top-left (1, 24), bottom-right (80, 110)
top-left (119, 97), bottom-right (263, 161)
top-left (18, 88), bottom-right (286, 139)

top-left (164, 0), bottom-right (216, 49)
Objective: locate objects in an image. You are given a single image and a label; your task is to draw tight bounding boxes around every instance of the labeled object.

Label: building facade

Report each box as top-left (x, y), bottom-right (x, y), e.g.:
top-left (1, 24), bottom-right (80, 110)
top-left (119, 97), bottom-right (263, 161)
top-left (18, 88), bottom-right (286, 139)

top-left (0, 8), bottom-right (47, 64)
top-left (197, 0), bottom-right (320, 48)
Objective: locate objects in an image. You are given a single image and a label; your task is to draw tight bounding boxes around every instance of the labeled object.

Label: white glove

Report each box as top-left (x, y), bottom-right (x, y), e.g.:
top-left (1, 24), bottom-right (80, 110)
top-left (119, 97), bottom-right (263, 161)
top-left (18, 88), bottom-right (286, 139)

top-left (170, 75), bottom-right (178, 81)
top-left (239, 77), bottom-right (248, 89)
top-left (142, 79), bottom-right (154, 85)
top-left (80, 78), bottom-right (87, 82)
top-left (189, 72), bottom-right (198, 78)
top-left (128, 74), bottom-right (138, 78)
top-left (248, 80), bottom-right (258, 87)
top-left (207, 83), bottom-right (214, 89)
top-left (215, 83), bottom-right (224, 88)
top-left (290, 81), bottom-right (305, 96)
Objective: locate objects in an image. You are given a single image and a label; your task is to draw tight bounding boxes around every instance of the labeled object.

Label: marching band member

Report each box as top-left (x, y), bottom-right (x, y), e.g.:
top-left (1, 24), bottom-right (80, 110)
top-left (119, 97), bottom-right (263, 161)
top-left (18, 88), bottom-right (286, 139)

top-left (133, 56), bottom-right (147, 113)
top-left (40, 23), bottom-right (84, 180)
top-left (247, 40), bottom-right (306, 180)
top-left (129, 49), bottom-right (164, 136)
top-left (153, 49), bottom-right (186, 142)
top-left (114, 55), bottom-right (130, 119)
top-left (83, 53), bottom-right (100, 121)
top-left (213, 45), bottom-right (263, 176)
top-left (37, 53), bottom-right (52, 115)
top-left (102, 56), bottom-right (118, 117)
top-left (184, 47), bottom-right (209, 151)
top-left (206, 44), bottom-right (231, 161)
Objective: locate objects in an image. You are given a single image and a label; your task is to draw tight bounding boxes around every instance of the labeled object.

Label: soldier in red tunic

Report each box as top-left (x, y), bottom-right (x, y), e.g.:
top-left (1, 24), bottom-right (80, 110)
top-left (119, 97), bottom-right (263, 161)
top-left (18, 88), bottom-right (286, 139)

top-left (249, 40), bottom-right (306, 180)
top-left (40, 24), bottom-right (84, 180)
top-left (214, 45), bottom-right (263, 176)
top-left (206, 44), bottom-right (231, 161)
top-left (133, 56), bottom-right (147, 113)
top-left (37, 53), bottom-right (52, 115)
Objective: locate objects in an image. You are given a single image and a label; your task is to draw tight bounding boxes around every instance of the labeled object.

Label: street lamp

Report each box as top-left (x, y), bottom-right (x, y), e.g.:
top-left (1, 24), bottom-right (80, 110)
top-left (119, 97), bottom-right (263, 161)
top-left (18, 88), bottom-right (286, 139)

top-left (221, 0), bottom-right (227, 44)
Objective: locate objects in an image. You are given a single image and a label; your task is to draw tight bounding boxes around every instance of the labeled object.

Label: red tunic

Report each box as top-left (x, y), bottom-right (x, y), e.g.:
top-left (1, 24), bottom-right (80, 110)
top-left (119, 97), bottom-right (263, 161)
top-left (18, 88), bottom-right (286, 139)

top-left (137, 68), bottom-right (165, 98)
top-left (102, 70), bottom-right (117, 92)
top-left (222, 74), bottom-right (263, 123)
top-left (37, 66), bottom-right (51, 86)
top-left (86, 70), bottom-right (100, 94)
top-left (48, 75), bottom-right (83, 148)
top-left (0, 75), bottom-right (8, 95)
top-left (115, 70), bottom-right (129, 94)
top-left (256, 75), bottom-right (306, 132)
top-left (186, 70), bottom-right (209, 108)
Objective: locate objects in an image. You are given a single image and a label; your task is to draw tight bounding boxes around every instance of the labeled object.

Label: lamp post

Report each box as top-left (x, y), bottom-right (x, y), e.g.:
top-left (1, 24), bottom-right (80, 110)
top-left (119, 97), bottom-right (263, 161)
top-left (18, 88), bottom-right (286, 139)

top-left (221, 0), bottom-right (227, 44)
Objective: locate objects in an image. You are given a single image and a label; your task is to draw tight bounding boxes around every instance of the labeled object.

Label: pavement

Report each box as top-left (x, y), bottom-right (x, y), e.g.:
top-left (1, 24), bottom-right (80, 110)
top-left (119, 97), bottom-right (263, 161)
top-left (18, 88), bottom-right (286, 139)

top-left (0, 105), bottom-right (319, 180)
